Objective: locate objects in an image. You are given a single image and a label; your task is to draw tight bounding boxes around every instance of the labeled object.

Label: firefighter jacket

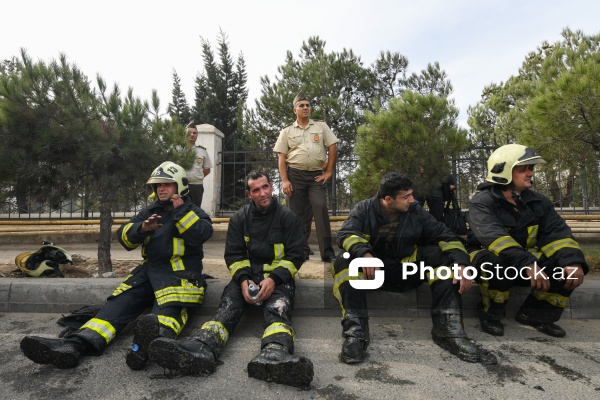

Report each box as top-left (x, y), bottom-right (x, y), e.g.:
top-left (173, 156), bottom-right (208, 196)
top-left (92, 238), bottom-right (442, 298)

top-left (225, 198), bottom-right (304, 286)
top-left (117, 196), bottom-right (213, 308)
top-left (467, 184), bottom-right (588, 273)
top-left (338, 195), bottom-right (469, 266)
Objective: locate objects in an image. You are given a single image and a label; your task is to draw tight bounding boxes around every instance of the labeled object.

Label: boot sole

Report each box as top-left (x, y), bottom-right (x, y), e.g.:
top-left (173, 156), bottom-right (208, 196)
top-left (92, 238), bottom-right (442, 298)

top-left (247, 356), bottom-right (314, 388)
top-left (339, 352), bottom-right (366, 364)
top-left (432, 335), bottom-right (481, 363)
top-left (126, 314), bottom-right (159, 371)
top-left (149, 338), bottom-right (216, 376)
top-left (515, 314), bottom-right (566, 338)
top-left (480, 322), bottom-right (504, 337)
top-left (20, 337), bottom-right (80, 369)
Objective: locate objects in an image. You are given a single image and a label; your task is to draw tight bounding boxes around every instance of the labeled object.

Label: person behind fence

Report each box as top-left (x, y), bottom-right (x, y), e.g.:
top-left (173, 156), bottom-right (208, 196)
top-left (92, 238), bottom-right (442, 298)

top-left (149, 170), bottom-right (314, 388)
top-left (273, 91), bottom-right (338, 262)
top-left (412, 167), bottom-right (456, 223)
top-left (467, 144), bottom-right (587, 338)
top-left (185, 121), bottom-right (213, 207)
top-left (332, 172), bottom-right (496, 365)
top-left (19, 161), bottom-right (213, 370)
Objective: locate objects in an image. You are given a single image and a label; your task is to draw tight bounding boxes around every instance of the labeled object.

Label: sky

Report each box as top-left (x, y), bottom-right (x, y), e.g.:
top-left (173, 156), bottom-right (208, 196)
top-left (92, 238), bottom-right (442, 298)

top-left (2, 0), bottom-right (599, 127)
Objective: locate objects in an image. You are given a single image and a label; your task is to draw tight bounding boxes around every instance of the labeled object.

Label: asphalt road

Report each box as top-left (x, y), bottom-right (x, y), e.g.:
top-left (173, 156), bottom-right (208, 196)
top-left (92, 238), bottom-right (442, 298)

top-left (1, 313), bottom-right (600, 399)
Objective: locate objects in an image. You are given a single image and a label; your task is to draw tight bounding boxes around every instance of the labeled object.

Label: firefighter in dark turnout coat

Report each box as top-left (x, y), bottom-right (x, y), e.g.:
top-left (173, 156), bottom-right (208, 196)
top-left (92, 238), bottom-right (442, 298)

top-left (467, 144), bottom-right (587, 337)
top-left (334, 172), bottom-right (496, 364)
top-left (149, 171), bottom-right (314, 388)
top-left (20, 161), bottom-right (213, 370)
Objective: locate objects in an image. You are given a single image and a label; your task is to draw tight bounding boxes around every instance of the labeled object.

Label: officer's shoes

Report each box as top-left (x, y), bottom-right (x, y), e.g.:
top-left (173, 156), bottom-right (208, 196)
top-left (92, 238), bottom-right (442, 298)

top-left (247, 343), bottom-right (314, 388)
top-left (515, 312), bottom-right (566, 338)
top-left (480, 318), bottom-right (504, 336)
top-left (20, 336), bottom-right (89, 369)
top-left (339, 337), bottom-right (367, 364)
top-left (432, 335), bottom-right (497, 365)
top-left (126, 314), bottom-right (160, 370)
top-left (149, 337), bottom-right (217, 376)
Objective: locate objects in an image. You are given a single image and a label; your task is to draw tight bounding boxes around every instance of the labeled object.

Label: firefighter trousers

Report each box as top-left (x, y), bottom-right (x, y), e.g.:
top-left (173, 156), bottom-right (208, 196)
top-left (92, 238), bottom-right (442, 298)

top-left (71, 266), bottom-right (191, 354)
top-left (332, 245), bottom-right (466, 339)
top-left (472, 250), bottom-right (577, 324)
top-left (194, 279), bottom-right (297, 358)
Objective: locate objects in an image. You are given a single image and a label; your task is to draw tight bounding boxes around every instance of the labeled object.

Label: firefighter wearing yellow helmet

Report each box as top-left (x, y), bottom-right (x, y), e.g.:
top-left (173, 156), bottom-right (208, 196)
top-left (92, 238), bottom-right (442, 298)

top-left (20, 161), bottom-right (213, 370)
top-left (467, 144), bottom-right (588, 338)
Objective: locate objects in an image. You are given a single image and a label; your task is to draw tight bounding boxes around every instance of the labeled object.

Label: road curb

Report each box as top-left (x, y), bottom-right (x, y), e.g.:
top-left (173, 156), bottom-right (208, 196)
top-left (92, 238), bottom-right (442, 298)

top-left (2, 277), bottom-right (599, 318)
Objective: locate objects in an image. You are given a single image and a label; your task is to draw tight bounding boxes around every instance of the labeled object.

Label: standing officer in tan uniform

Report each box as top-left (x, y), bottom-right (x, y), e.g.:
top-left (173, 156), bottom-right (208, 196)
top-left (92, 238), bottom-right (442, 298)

top-left (185, 122), bottom-right (213, 208)
top-left (273, 91), bottom-right (338, 262)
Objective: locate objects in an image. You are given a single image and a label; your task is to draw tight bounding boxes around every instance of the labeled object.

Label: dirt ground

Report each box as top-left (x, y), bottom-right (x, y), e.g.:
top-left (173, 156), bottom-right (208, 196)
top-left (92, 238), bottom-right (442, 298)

top-left (0, 254), bottom-right (332, 280)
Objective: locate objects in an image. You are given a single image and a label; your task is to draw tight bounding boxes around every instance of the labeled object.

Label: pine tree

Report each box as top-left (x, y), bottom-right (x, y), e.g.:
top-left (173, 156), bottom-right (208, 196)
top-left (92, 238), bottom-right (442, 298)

top-left (167, 70), bottom-right (191, 125)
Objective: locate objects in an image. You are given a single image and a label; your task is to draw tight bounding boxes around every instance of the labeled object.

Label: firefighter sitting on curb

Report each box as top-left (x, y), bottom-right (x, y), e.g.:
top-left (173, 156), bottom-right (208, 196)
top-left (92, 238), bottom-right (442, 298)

top-left (467, 144), bottom-right (587, 338)
top-left (149, 171), bottom-right (314, 388)
top-left (20, 161), bottom-right (213, 370)
top-left (333, 172), bottom-right (496, 364)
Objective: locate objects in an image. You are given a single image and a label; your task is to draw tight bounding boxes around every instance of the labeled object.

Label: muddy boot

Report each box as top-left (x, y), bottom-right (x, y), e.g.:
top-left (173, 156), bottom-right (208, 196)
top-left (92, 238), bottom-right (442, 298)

top-left (126, 314), bottom-right (160, 371)
top-left (339, 317), bottom-right (369, 364)
top-left (432, 314), bottom-right (497, 365)
top-left (149, 337), bottom-right (217, 376)
top-left (247, 343), bottom-right (314, 388)
top-left (20, 335), bottom-right (91, 369)
top-left (515, 312), bottom-right (566, 338)
top-left (480, 317), bottom-right (504, 336)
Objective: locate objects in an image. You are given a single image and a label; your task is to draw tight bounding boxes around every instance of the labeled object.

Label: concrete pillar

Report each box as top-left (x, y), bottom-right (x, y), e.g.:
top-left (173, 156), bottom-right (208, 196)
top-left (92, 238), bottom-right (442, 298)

top-left (194, 124), bottom-right (224, 217)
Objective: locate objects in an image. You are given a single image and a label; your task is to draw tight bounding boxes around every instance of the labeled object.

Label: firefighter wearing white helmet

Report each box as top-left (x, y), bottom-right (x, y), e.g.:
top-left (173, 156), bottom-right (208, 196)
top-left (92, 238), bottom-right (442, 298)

top-left (20, 161), bottom-right (213, 370)
top-left (485, 143), bottom-right (548, 185)
top-left (467, 144), bottom-right (588, 338)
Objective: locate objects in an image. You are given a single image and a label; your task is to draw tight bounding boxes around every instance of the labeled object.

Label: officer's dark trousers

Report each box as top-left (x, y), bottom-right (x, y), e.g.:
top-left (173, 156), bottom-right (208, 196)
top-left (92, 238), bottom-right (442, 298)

top-left (332, 245), bottom-right (466, 340)
top-left (194, 279), bottom-right (297, 358)
top-left (473, 250), bottom-right (579, 324)
top-left (287, 167), bottom-right (335, 260)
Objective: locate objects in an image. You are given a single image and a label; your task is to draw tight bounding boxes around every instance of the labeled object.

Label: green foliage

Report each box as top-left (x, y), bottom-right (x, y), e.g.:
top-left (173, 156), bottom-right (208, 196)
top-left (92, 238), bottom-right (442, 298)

top-left (467, 28), bottom-right (600, 206)
top-left (192, 29), bottom-right (248, 139)
top-left (251, 36), bottom-right (383, 157)
top-left (167, 70), bottom-right (191, 125)
top-left (0, 50), bottom-right (192, 271)
top-left (351, 92), bottom-right (469, 199)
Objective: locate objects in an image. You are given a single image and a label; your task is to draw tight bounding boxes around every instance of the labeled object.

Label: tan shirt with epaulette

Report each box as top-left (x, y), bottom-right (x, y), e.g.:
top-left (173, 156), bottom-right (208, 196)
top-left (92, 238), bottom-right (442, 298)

top-left (187, 145), bottom-right (213, 184)
top-left (273, 119), bottom-right (339, 171)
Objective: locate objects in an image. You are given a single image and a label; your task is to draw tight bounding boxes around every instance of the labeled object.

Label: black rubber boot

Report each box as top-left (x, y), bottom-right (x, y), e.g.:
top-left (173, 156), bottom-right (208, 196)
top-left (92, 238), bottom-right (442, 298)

top-left (432, 314), bottom-right (497, 364)
top-left (247, 343), bottom-right (314, 388)
top-left (515, 312), bottom-right (566, 338)
top-left (340, 337), bottom-right (368, 364)
top-left (480, 318), bottom-right (504, 336)
top-left (339, 317), bottom-right (369, 364)
top-left (126, 314), bottom-right (160, 371)
top-left (149, 337), bottom-right (217, 376)
top-left (20, 335), bottom-right (91, 369)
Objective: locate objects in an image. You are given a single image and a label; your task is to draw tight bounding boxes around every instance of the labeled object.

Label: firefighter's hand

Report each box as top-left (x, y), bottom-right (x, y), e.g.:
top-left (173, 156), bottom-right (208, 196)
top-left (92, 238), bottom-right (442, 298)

top-left (453, 264), bottom-right (473, 294)
top-left (140, 214), bottom-right (162, 233)
top-left (360, 253), bottom-right (379, 280)
top-left (282, 180), bottom-right (293, 198)
top-left (171, 194), bottom-right (184, 208)
top-left (257, 277), bottom-right (276, 302)
top-left (526, 263), bottom-right (550, 292)
top-left (561, 264), bottom-right (584, 290)
top-left (241, 279), bottom-right (257, 304)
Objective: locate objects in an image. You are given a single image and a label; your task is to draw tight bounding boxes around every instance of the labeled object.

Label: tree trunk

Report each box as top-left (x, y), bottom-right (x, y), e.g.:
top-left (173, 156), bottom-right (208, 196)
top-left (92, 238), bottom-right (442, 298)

top-left (98, 183), bottom-right (114, 274)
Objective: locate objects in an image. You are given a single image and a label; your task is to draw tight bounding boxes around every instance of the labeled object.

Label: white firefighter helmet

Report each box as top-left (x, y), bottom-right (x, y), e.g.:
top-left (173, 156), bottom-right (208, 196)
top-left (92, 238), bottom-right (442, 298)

top-left (15, 243), bottom-right (72, 277)
top-left (146, 161), bottom-right (189, 198)
top-left (486, 144), bottom-right (547, 185)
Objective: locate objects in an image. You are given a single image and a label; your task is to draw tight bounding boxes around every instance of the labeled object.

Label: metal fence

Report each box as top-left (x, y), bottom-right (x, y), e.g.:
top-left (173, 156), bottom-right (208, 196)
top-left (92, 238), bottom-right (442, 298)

top-left (1, 150), bottom-right (598, 219)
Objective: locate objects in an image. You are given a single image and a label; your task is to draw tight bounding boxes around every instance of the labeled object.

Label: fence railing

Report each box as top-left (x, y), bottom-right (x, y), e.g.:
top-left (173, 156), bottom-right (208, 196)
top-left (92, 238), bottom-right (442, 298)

top-left (2, 151), bottom-right (598, 219)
